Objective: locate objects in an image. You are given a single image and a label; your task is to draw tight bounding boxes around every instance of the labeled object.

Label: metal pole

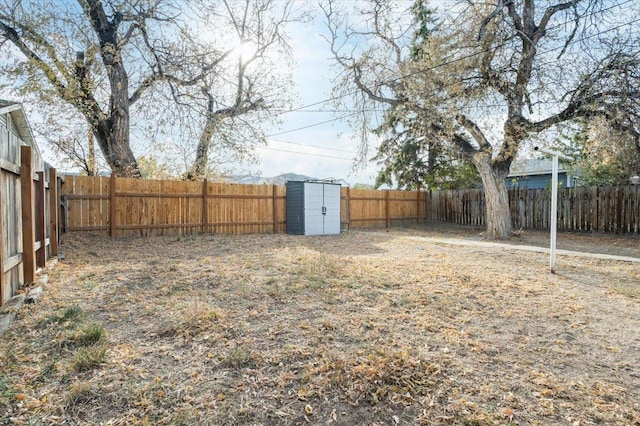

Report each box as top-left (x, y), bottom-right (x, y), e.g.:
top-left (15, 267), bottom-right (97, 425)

top-left (550, 155), bottom-right (559, 273)
top-left (534, 146), bottom-right (572, 274)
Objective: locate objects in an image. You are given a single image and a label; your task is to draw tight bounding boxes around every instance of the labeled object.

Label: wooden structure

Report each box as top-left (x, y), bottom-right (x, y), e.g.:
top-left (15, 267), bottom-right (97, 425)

top-left (346, 187), bottom-right (425, 229)
top-left (1, 101), bottom-right (58, 306)
top-left (428, 186), bottom-right (640, 234)
top-left (61, 175), bottom-right (640, 236)
top-left (60, 176), bottom-right (428, 237)
top-left (61, 176), bottom-right (289, 237)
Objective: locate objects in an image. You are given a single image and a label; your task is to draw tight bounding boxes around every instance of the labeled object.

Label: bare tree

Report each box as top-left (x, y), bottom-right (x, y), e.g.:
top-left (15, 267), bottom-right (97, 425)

top-left (0, 1), bottom-right (189, 176)
top-left (162, 0), bottom-right (299, 181)
top-left (13, 90), bottom-right (107, 175)
top-left (48, 131), bottom-right (102, 176)
top-left (324, 0), bottom-right (640, 239)
top-left (0, 0), bottom-right (301, 179)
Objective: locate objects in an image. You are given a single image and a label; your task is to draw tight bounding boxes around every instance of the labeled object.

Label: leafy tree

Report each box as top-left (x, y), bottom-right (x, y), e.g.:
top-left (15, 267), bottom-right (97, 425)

top-left (137, 155), bottom-right (180, 180)
top-left (324, 0), bottom-right (640, 239)
top-left (352, 182), bottom-right (375, 189)
top-left (556, 118), bottom-right (640, 185)
top-left (372, 120), bottom-right (480, 190)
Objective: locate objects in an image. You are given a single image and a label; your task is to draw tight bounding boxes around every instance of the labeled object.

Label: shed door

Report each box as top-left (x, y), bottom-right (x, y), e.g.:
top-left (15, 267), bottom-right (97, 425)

top-left (303, 183), bottom-right (324, 235)
top-left (322, 184), bottom-right (341, 234)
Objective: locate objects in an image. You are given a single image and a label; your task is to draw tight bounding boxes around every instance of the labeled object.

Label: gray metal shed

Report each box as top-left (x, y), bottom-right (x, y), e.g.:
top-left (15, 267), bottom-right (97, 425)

top-left (286, 181), bottom-right (341, 235)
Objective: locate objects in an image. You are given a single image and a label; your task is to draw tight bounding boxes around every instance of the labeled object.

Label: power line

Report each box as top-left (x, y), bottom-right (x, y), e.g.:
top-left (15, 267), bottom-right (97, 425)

top-left (254, 2), bottom-right (640, 171)
top-left (269, 108), bottom-right (384, 113)
top-left (266, 112), bottom-right (359, 137)
top-left (256, 145), bottom-right (353, 160)
top-left (267, 137), bottom-right (358, 154)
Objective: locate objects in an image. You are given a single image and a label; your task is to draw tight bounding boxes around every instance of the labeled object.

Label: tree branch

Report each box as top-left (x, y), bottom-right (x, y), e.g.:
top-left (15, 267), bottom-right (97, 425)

top-left (456, 114), bottom-right (492, 151)
top-left (128, 48), bottom-right (234, 105)
top-left (478, 0), bottom-right (510, 41)
top-left (537, 0), bottom-right (579, 39)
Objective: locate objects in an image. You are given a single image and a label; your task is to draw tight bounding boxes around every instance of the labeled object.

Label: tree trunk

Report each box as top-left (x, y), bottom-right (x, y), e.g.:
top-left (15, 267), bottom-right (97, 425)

top-left (93, 116), bottom-right (140, 178)
top-left (189, 126), bottom-right (213, 180)
top-left (187, 114), bottom-right (221, 181)
top-left (473, 154), bottom-right (512, 240)
top-left (87, 131), bottom-right (96, 176)
top-left (71, 2), bottom-right (143, 178)
top-left (95, 48), bottom-right (141, 177)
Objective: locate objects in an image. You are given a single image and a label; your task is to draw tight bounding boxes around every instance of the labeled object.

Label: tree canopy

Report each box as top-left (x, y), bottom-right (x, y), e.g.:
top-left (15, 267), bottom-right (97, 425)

top-left (0, 0), bottom-right (299, 178)
top-left (556, 117), bottom-right (640, 185)
top-left (324, 0), bottom-right (640, 239)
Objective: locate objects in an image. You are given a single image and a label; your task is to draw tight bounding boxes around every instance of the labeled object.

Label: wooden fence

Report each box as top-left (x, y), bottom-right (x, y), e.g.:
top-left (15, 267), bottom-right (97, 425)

top-left (61, 176), bottom-right (287, 237)
top-left (60, 176), bottom-right (429, 237)
top-left (1, 144), bottom-right (58, 306)
top-left (60, 175), bottom-right (640, 239)
top-left (346, 187), bottom-right (426, 229)
top-left (428, 186), bottom-right (640, 234)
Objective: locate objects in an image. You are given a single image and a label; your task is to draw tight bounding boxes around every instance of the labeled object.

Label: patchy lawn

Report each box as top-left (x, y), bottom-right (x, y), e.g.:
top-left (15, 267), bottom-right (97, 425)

top-left (1, 227), bottom-right (640, 425)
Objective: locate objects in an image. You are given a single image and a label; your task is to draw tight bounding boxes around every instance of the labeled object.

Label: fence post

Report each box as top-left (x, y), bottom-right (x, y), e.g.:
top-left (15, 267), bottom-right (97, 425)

top-left (202, 179), bottom-right (208, 234)
top-left (49, 168), bottom-right (59, 257)
top-left (272, 185), bottom-right (277, 234)
top-left (594, 186), bottom-right (600, 233)
top-left (426, 190), bottom-right (430, 223)
top-left (346, 187), bottom-right (351, 229)
top-left (0, 177), bottom-right (4, 305)
top-left (416, 184), bottom-right (421, 225)
top-left (110, 174), bottom-right (116, 238)
top-left (20, 146), bottom-right (36, 283)
top-left (35, 171), bottom-right (46, 268)
top-left (385, 190), bottom-right (390, 228)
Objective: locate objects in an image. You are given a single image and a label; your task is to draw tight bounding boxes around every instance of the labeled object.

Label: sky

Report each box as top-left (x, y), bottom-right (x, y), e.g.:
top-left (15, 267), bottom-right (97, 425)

top-left (252, 16), bottom-right (382, 185)
top-left (7, 0), bottom-right (637, 186)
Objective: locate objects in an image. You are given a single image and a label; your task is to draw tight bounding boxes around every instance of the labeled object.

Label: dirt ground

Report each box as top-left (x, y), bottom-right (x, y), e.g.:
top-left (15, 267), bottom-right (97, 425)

top-left (397, 223), bottom-right (640, 258)
top-left (1, 225), bottom-right (640, 425)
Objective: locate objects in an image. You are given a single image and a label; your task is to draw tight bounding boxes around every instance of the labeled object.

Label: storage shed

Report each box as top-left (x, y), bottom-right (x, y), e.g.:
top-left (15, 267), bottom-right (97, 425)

top-left (286, 181), bottom-right (341, 235)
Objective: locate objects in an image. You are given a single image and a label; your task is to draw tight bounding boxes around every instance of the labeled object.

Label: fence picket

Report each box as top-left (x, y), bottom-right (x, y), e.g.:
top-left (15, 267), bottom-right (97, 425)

top-left (20, 146), bottom-right (35, 283)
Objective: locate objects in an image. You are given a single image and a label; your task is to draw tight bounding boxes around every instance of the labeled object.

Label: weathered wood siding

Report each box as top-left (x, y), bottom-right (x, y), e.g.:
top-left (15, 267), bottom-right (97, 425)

top-left (1, 108), bottom-right (57, 306)
top-left (1, 113), bottom-right (23, 303)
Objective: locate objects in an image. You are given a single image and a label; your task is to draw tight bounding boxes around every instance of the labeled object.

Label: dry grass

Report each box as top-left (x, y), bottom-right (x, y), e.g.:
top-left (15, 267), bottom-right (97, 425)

top-left (1, 227), bottom-right (639, 425)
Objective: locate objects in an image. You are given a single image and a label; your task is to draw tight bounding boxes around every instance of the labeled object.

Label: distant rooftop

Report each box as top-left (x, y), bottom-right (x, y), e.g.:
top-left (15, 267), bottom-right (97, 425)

top-left (508, 158), bottom-right (568, 177)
